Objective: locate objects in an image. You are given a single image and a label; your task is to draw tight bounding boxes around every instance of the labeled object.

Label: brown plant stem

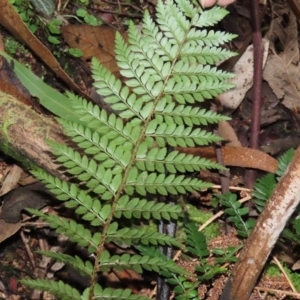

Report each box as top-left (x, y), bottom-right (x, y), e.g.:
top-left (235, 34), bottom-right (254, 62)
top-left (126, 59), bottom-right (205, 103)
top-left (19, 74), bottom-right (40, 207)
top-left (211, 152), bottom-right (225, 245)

top-left (245, 0), bottom-right (263, 188)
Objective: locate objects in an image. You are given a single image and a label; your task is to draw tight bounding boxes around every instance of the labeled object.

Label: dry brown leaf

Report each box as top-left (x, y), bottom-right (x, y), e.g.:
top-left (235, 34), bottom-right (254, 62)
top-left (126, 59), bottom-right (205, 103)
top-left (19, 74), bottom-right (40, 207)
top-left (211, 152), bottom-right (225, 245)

top-left (0, 219), bottom-right (21, 242)
top-left (177, 146), bottom-right (278, 173)
top-left (218, 121), bottom-right (241, 147)
top-left (263, 10), bottom-right (300, 110)
top-left (0, 165), bottom-right (22, 196)
top-left (61, 25), bottom-right (127, 75)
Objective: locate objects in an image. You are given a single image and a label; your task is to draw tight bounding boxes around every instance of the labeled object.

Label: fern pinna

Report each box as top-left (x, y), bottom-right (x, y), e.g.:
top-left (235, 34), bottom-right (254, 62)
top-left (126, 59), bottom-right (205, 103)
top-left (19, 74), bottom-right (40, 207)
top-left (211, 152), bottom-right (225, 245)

top-left (22, 0), bottom-right (236, 299)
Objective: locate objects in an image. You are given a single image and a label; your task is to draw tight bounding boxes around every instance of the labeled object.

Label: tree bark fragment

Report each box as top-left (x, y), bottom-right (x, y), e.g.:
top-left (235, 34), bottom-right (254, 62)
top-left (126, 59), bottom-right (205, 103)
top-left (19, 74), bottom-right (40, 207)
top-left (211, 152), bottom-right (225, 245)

top-left (0, 91), bottom-right (65, 177)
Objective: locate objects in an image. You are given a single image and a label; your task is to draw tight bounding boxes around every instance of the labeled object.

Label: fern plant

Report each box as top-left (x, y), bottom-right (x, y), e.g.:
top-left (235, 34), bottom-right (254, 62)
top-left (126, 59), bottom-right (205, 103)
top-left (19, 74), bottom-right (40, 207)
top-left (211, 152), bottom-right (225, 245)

top-left (214, 149), bottom-right (295, 240)
top-left (214, 148), bottom-right (300, 253)
top-left (137, 219), bottom-right (240, 300)
top-left (21, 0), bottom-right (237, 299)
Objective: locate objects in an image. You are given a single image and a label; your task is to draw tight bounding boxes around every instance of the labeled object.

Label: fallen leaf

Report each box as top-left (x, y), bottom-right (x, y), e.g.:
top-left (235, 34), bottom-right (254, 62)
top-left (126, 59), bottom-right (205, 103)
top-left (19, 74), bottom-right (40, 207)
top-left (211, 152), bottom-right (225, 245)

top-left (218, 121), bottom-right (241, 147)
top-left (61, 24), bottom-right (127, 75)
top-left (263, 10), bottom-right (300, 110)
top-left (0, 165), bottom-right (23, 197)
top-left (219, 39), bottom-right (269, 110)
top-left (0, 182), bottom-right (53, 224)
top-left (0, 219), bottom-right (21, 243)
top-left (178, 146), bottom-right (278, 173)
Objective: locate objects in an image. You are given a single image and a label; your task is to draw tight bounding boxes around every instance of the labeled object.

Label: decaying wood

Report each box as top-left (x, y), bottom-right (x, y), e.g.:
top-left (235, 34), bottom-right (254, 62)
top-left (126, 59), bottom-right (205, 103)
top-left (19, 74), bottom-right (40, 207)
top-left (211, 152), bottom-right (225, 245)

top-left (220, 146), bottom-right (300, 300)
top-left (0, 91), bottom-right (65, 178)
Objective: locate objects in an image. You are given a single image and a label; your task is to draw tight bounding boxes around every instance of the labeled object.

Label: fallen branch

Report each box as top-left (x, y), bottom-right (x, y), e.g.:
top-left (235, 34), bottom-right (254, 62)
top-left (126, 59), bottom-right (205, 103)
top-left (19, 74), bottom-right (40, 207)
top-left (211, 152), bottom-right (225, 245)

top-left (220, 145), bottom-right (300, 300)
top-left (0, 91), bottom-right (65, 178)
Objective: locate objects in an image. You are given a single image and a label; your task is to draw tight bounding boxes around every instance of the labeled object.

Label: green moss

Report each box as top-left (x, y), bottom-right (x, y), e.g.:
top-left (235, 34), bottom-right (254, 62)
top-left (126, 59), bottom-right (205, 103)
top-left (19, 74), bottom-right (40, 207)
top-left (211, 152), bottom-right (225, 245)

top-left (265, 264), bottom-right (300, 291)
top-left (264, 264), bottom-right (281, 277)
top-left (4, 37), bottom-right (28, 55)
top-left (186, 204), bottom-right (220, 241)
top-left (284, 266), bottom-right (300, 292)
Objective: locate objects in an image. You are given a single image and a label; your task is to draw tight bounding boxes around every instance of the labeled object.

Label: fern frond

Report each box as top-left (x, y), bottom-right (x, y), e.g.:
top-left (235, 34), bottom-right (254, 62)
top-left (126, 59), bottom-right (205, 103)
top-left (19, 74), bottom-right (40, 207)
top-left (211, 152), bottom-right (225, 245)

top-left (135, 246), bottom-right (191, 276)
top-left (54, 121), bottom-right (133, 165)
top-left (99, 250), bottom-right (190, 275)
top-left (27, 208), bottom-right (100, 252)
top-left (173, 62), bottom-right (234, 79)
top-left (252, 173), bottom-right (276, 212)
top-left (252, 149), bottom-right (294, 213)
top-left (165, 78), bottom-right (234, 104)
top-left (217, 192), bottom-right (255, 238)
top-left (61, 99), bottom-right (136, 145)
top-left (147, 118), bottom-right (222, 147)
top-left (115, 197), bottom-right (181, 220)
top-left (125, 169), bottom-right (212, 196)
top-left (136, 148), bottom-right (225, 174)
top-left (24, 0), bottom-right (237, 298)
top-left (175, 0), bottom-right (197, 18)
top-left (136, 245), bottom-right (198, 299)
top-left (37, 251), bottom-right (93, 276)
top-left (180, 45), bottom-right (236, 65)
top-left (107, 226), bottom-right (182, 248)
top-left (192, 6), bottom-right (229, 27)
top-left (276, 148), bottom-right (294, 179)
top-left (84, 285), bottom-right (151, 300)
top-left (46, 142), bottom-right (122, 199)
top-left (92, 60), bottom-right (144, 119)
top-left (184, 221), bottom-right (209, 259)
top-left (20, 279), bottom-right (81, 300)
top-left (212, 245), bottom-right (241, 264)
top-left (187, 29), bottom-right (237, 47)
top-left (156, 102), bottom-right (230, 126)
top-left (31, 170), bottom-right (107, 225)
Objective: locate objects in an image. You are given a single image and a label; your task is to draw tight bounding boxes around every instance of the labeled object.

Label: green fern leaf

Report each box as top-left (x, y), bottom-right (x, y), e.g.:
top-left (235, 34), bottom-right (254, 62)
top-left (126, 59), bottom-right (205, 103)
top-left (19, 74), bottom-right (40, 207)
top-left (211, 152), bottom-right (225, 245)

top-left (136, 148), bottom-right (225, 174)
top-left (184, 221), bottom-right (209, 258)
top-left (125, 170), bottom-right (212, 196)
top-left (107, 226), bottom-right (182, 248)
top-left (20, 279), bottom-right (81, 300)
top-left (26, 208), bottom-right (100, 252)
top-left (115, 197), bottom-right (181, 220)
top-left (192, 6), bottom-right (230, 27)
top-left (82, 285), bottom-right (151, 300)
top-left (156, 103), bottom-right (231, 126)
top-left (252, 149), bottom-right (294, 212)
top-left (136, 245), bottom-right (198, 299)
top-left (37, 251), bottom-right (93, 276)
top-left (276, 148), bottom-right (294, 179)
top-left (99, 250), bottom-right (190, 275)
top-left (135, 246), bottom-right (191, 276)
top-left (217, 192), bottom-right (254, 237)
top-left (252, 173), bottom-right (276, 212)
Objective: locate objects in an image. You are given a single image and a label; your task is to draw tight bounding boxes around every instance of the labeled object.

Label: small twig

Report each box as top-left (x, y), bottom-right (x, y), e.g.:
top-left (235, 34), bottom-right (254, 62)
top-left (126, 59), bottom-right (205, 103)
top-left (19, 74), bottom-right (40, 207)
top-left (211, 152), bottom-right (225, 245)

top-left (211, 185), bottom-right (251, 193)
top-left (20, 231), bottom-right (36, 269)
top-left (272, 256), bottom-right (296, 293)
top-left (255, 286), bottom-right (300, 299)
top-left (198, 194), bottom-right (252, 232)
